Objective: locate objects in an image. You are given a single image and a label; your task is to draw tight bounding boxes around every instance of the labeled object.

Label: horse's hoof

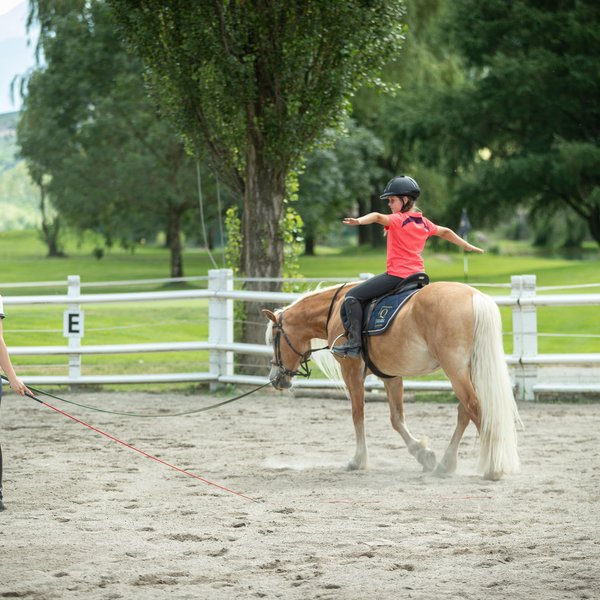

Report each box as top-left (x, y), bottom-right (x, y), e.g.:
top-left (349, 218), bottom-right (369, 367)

top-left (347, 458), bottom-right (367, 471)
top-left (433, 464), bottom-right (453, 478)
top-left (483, 470), bottom-right (503, 481)
top-left (434, 457), bottom-right (457, 477)
top-left (417, 448), bottom-right (437, 472)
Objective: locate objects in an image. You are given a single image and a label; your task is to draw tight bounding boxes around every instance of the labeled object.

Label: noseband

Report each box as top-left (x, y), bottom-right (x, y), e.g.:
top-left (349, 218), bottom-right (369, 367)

top-left (270, 312), bottom-right (313, 379)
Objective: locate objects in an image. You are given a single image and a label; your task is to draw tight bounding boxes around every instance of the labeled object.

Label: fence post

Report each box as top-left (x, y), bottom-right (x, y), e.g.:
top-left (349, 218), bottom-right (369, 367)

top-left (65, 275), bottom-right (82, 381)
top-left (208, 269), bottom-right (234, 390)
top-left (511, 274), bottom-right (538, 401)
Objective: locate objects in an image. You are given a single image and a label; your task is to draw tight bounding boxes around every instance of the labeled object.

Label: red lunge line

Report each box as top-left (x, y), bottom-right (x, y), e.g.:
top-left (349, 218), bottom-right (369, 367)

top-left (38, 398), bottom-right (256, 502)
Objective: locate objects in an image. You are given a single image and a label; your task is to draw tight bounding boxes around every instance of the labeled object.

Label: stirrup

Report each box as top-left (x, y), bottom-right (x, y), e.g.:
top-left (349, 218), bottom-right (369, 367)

top-left (331, 344), bottom-right (361, 358)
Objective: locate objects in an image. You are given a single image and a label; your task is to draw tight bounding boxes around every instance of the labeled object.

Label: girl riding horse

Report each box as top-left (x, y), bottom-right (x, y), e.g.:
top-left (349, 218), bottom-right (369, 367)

top-left (263, 178), bottom-right (520, 480)
top-left (332, 176), bottom-right (483, 358)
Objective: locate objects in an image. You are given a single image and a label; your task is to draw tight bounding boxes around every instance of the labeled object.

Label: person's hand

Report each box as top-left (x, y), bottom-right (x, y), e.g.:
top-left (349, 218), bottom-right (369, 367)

top-left (465, 244), bottom-right (484, 253)
top-left (342, 217), bottom-right (360, 226)
top-left (9, 377), bottom-right (32, 397)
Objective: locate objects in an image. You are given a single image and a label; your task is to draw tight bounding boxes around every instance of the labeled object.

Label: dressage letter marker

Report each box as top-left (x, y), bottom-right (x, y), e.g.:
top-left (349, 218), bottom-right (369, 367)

top-left (63, 310), bottom-right (84, 338)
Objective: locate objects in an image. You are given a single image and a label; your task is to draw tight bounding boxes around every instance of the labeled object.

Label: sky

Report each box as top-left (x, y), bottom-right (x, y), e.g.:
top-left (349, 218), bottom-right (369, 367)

top-left (0, 0), bottom-right (39, 114)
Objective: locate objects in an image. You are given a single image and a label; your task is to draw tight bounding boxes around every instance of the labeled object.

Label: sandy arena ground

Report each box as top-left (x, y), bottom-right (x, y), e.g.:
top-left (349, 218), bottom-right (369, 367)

top-left (0, 389), bottom-right (598, 599)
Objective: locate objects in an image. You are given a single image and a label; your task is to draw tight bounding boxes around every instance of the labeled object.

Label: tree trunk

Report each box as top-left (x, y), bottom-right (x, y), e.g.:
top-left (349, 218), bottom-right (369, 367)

top-left (589, 205), bottom-right (600, 246)
top-left (357, 197), bottom-right (370, 246)
top-left (304, 234), bottom-right (315, 256)
top-left (239, 141), bottom-right (286, 375)
top-left (369, 193), bottom-right (386, 248)
top-left (39, 185), bottom-right (65, 258)
top-left (167, 206), bottom-right (184, 278)
top-left (357, 195), bottom-right (386, 249)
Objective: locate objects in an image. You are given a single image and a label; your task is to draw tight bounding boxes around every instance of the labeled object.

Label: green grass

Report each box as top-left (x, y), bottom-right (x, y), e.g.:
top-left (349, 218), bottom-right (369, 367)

top-left (0, 230), bottom-right (221, 292)
top-left (301, 243), bottom-right (600, 288)
top-left (1, 229), bottom-right (599, 384)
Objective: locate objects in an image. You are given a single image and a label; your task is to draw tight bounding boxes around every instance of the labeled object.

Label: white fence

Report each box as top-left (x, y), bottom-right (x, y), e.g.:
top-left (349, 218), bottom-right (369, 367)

top-left (3, 270), bottom-right (600, 401)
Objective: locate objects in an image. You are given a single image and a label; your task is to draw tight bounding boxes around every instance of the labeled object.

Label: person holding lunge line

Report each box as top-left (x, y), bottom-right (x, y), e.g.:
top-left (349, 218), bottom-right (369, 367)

top-left (0, 295), bottom-right (32, 511)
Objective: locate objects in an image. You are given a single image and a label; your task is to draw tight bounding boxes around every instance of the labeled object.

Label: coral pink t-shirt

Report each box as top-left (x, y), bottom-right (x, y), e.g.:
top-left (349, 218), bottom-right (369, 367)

top-left (384, 211), bottom-right (438, 277)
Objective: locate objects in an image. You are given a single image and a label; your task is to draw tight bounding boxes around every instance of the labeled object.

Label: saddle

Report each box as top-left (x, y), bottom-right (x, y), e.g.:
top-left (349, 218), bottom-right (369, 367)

top-left (364, 272), bottom-right (429, 336)
top-left (341, 272), bottom-right (430, 378)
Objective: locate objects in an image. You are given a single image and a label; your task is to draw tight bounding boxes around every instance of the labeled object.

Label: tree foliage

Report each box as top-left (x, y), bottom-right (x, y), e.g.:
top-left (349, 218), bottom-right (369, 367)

top-left (321, 0), bottom-right (469, 250)
top-left (109, 0), bottom-right (407, 369)
top-left (109, 0), bottom-right (407, 282)
top-left (18, 0), bottom-right (226, 275)
top-left (297, 119), bottom-right (384, 254)
top-left (396, 0), bottom-right (600, 245)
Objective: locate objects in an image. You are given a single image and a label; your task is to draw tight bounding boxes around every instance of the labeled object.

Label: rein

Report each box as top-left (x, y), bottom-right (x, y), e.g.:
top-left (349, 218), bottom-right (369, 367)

top-left (0, 374), bottom-right (271, 418)
top-left (0, 375), bottom-right (258, 501)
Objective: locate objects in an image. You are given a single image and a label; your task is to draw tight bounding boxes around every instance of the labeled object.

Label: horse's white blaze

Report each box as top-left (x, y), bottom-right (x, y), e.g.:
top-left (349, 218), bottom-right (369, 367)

top-left (471, 292), bottom-right (522, 478)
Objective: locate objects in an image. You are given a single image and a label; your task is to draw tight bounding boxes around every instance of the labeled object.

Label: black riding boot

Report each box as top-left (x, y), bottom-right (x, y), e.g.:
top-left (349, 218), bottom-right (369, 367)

top-left (332, 297), bottom-right (363, 358)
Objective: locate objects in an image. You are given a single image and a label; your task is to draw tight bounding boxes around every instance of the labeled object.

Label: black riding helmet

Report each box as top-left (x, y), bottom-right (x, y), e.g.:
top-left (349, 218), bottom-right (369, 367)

top-left (380, 176), bottom-right (421, 200)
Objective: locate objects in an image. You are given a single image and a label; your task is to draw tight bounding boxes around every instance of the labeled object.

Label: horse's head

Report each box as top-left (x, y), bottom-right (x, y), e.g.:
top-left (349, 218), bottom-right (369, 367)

top-left (263, 308), bottom-right (312, 390)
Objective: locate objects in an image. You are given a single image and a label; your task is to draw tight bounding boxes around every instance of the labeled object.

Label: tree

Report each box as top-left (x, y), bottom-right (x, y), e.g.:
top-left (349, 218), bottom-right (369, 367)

top-left (297, 119), bottom-right (385, 254)
top-left (109, 0), bottom-right (407, 365)
top-left (18, 0), bottom-right (223, 275)
top-left (396, 0), bottom-right (600, 245)
top-left (351, 0), bottom-right (466, 238)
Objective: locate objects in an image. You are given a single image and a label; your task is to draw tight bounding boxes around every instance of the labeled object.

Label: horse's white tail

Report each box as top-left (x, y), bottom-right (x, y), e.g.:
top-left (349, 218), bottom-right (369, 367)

top-left (471, 292), bottom-right (522, 479)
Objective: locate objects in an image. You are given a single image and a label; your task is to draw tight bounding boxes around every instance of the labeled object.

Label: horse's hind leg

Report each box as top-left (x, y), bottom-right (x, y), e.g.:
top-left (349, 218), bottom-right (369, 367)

top-left (435, 371), bottom-right (479, 477)
top-left (340, 362), bottom-right (368, 470)
top-left (384, 377), bottom-right (437, 472)
top-left (434, 403), bottom-right (471, 477)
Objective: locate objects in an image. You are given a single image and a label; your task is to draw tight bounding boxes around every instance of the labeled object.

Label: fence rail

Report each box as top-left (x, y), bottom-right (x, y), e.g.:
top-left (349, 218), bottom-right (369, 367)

top-left (3, 270), bottom-right (599, 400)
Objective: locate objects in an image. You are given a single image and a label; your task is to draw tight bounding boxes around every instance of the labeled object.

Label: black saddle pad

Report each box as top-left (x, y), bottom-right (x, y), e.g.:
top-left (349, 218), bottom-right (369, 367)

top-left (366, 287), bottom-right (420, 335)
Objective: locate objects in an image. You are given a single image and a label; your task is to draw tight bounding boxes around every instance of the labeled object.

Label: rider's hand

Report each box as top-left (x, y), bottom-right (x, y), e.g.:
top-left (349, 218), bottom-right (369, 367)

top-left (466, 244), bottom-right (484, 253)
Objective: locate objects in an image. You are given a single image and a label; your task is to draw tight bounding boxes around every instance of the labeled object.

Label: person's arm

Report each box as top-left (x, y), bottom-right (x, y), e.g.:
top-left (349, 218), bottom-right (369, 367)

top-left (0, 322), bottom-right (31, 396)
top-left (434, 226), bottom-right (484, 253)
top-left (343, 212), bottom-right (390, 227)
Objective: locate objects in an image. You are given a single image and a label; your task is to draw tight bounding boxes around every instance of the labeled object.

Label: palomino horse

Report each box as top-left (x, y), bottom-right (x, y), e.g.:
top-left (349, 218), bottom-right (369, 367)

top-left (263, 281), bottom-right (521, 480)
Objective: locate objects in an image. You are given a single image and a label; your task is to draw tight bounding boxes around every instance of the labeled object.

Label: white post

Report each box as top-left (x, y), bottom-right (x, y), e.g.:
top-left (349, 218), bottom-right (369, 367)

top-left (64, 275), bottom-right (83, 381)
top-left (208, 269), bottom-right (234, 390)
top-left (511, 274), bottom-right (538, 401)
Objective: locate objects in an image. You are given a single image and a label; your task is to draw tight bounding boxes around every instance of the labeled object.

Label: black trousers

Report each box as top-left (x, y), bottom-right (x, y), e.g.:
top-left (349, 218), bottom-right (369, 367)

top-left (345, 272), bottom-right (404, 304)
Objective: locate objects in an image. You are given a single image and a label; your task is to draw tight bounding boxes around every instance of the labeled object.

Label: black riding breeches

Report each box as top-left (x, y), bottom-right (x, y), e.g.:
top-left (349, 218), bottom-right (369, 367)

top-left (345, 272), bottom-right (404, 304)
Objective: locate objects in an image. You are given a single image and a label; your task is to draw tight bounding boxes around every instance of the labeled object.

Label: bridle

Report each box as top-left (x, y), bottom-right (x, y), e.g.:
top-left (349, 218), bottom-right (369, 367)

top-left (270, 311), bottom-right (314, 379)
top-left (269, 283), bottom-right (347, 381)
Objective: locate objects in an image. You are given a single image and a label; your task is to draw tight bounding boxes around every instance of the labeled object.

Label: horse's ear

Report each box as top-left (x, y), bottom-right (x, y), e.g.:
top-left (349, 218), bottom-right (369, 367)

top-left (262, 309), bottom-right (278, 324)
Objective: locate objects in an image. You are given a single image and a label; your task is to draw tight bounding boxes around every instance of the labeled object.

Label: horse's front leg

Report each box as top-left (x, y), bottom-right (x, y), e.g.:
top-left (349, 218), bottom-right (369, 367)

top-left (340, 361), bottom-right (368, 470)
top-left (384, 377), bottom-right (437, 472)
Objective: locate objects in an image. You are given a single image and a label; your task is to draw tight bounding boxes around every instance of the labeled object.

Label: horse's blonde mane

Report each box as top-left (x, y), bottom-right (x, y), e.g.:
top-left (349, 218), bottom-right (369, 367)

top-left (286, 282), bottom-right (353, 309)
top-left (310, 337), bottom-right (346, 395)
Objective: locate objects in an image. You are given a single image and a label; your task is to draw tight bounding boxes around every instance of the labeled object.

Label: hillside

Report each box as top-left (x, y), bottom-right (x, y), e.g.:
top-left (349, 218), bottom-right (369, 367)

top-left (0, 110), bottom-right (39, 230)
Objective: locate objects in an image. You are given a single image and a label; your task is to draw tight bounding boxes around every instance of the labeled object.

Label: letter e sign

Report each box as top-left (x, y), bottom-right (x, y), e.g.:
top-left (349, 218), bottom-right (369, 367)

top-left (63, 310), bottom-right (84, 338)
